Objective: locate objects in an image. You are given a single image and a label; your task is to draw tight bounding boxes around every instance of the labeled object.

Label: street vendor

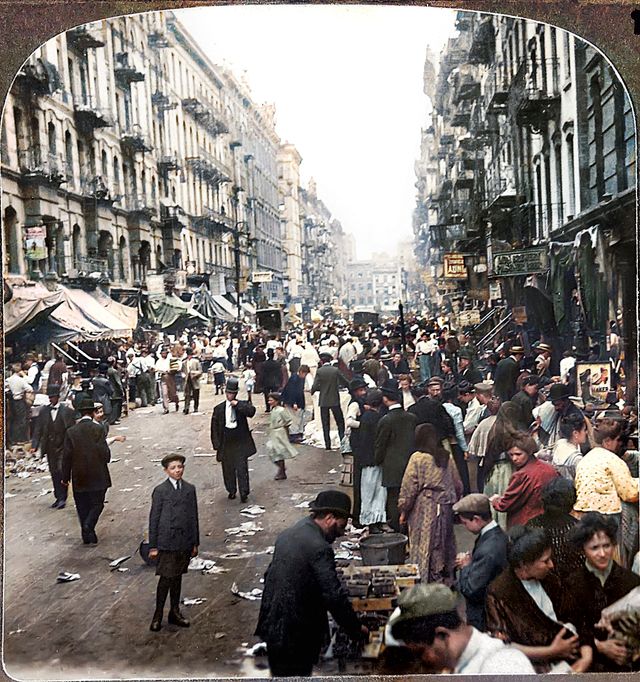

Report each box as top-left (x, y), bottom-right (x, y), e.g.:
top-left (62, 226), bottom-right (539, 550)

top-left (255, 490), bottom-right (368, 677)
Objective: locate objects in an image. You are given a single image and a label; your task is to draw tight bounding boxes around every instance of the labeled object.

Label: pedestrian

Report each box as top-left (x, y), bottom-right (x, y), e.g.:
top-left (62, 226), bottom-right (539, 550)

top-left (453, 493), bottom-right (508, 632)
top-left (463, 382), bottom-right (494, 438)
top-left (390, 583), bottom-right (536, 674)
top-left (490, 432), bottom-right (558, 528)
top-left (280, 364), bottom-right (310, 443)
top-left (457, 350), bottom-right (483, 386)
top-left (212, 359), bottom-right (226, 395)
top-left (255, 490), bottom-right (367, 677)
top-left (414, 332), bottom-right (436, 383)
top-left (355, 389), bottom-right (387, 533)
top-left (443, 391), bottom-right (471, 496)
top-left (5, 362), bottom-right (33, 445)
top-left (182, 348), bottom-right (202, 414)
top-left (210, 377), bottom-right (257, 502)
top-left (147, 453), bottom-right (199, 632)
top-left (408, 377), bottom-right (456, 447)
top-left (399, 374), bottom-right (416, 410)
top-left (374, 383), bottom-right (418, 531)
top-left (551, 413), bottom-right (587, 481)
top-left (345, 376), bottom-right (368, 522)
top-left (493, 345), bottom-right (525, 402)
top-left (61, 398), bottom-right (112, 544)
top-left (106, 357), bottom-right (124, 424)
top-left (155, 347), bottom-right (179, 414)
top-left (310, 352), bottom-right (349, 450)
top-left (261, 348), bottom-right (283, 412)
top-left (399, 423), bottom-right (462, 585)
top-left (92, 363), bottom-right (114, 422)
top-left (266, 392), bottom-right (297, 481)
top-left (30, 384), bottom-right (76, 509)
top-left (511, 375), bottom-right (540, 429)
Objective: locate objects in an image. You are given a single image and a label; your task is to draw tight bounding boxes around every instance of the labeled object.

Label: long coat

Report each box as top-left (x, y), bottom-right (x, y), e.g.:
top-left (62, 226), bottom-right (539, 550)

top-left (255, 516), bottom-right (361, 662)
top-left (61, 418), bottom-right (112, 492)
top-left (184, 357), bottom-right (203, 390)
top-left (210, 399), bottom-right (257, 461)
top-left (148, 478), bottom-right (199, 551)
top-left (31, 403), bottom-right (76, 456)
top-left (457, 524), bottom-right (508, 631)
top-left (261, 358), bottom-right (284, 391)
top-left (374, 407), bottom-right (418, 487)
top-left (311, 363), bottom-right (348, 407)
top-left (92, 375), bottom-right (114, 415)
top-left (408, 397), bottom-right (455, 441)
top-left (493, 356), bottom-right (520, 402)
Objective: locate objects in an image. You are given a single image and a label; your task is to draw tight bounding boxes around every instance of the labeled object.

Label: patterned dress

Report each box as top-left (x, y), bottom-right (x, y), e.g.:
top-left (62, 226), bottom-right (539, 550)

top-left (398, 451), bottom-right (462, 586)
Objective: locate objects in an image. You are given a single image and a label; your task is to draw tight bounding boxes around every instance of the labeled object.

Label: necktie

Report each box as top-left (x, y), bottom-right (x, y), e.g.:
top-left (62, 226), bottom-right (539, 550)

top-left (177, 480), bottom-right (182, 491)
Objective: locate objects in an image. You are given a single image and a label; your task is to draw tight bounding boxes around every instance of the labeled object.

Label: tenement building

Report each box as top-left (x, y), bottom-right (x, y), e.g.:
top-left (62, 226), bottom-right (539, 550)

top-left (414, 10), bottom-right (636, 398)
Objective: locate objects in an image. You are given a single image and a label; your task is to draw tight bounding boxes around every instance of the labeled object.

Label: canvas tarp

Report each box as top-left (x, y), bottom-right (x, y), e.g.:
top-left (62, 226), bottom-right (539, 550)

top-left (4, 282), bottom-right (66, 334)
top-left (144, 293), bottom-right (209, 329)
top-left (225, 293), bottom-right (256, 317)
top-left (212, 294), bottom-right (237, 321)
top-left (90, 288), bottom-right (139, 331)
top-left (192, 285), bottom-right (235, 322)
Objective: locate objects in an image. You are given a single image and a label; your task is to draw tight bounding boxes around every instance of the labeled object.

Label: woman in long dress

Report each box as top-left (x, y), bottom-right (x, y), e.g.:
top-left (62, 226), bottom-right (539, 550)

top-left (398, 423), bottom-right (462, 586)
top-left (266, 393), bottom-right (297, 481)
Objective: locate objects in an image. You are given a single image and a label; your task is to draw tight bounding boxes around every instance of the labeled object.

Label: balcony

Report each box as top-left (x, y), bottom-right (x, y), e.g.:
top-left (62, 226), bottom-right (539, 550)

top-left (66, 24), bottom-right (105, 51)
top-left (452, 72), bottom-right (481, 104)
top-left (72, 256), bottom-right (112, 280)
top-left (203, 206), bottom-right (232, 230)
top-left (148, 29), bottom-right (172, 49)
top-left (451, 100), bottom-right (472, 128)
top-left (151, 90), bottom-right (177, 112)
top-left (483, 176), bottom-right (523, 214)
top-left (186, 148), bottom-right (232, 186)
top-left (158, 154), bottom-right (181, 174)
top-left (125, 194), bottom-right (157, 218)
top-left (81, 177), bottom-right (118, 206)
top-left (14, 58), bottom-right (60, 97)
top-left (485, 70), bottom-right (509, 115)
top-left (160, 203), bottom-right (188, 234)
top-left (510, 58), bottom-right (561, 131)
top-left (114, 52), bottom-right (145, 87)
top-left (18, 151), bottom-right (67, 187)
top-left (73, 94), bottom-right (113, 131)
top-left (182, 98), bottom-right (229, 136)
top-left (120, 124), bottom-right (152, 153)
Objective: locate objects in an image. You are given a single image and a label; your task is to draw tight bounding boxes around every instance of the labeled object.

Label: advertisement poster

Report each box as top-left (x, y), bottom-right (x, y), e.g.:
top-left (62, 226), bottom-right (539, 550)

top-left (576, 362), bottom-right (612, 401)
top-left (24, 226), bottom-right (46, 260)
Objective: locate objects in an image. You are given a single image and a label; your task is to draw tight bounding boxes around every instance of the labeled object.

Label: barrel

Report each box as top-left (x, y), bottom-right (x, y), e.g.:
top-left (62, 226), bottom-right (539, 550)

top-left (359, 533), bottom-right (408, 566)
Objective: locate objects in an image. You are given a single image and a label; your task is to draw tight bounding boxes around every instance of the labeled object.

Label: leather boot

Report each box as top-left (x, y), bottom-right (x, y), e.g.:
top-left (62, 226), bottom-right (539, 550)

top-left (168, 609), bottom-right (190, 627)
top-left (150, 611), bottom-right (162, 631)
top-left (274, 461), bottom-right (287, 481)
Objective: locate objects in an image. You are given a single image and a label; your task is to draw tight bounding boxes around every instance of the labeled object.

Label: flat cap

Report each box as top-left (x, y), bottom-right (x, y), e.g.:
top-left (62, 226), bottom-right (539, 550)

top-left (474, 381), bottom-right (494, 393)
top-left (161, 453), bottom-right (186, 468)
top-left (453, 493), bottom-right (491, 516)
top-left (427, 376), bottom-right (444, 387)
top-left (393, 583), bottom-right (458, 626)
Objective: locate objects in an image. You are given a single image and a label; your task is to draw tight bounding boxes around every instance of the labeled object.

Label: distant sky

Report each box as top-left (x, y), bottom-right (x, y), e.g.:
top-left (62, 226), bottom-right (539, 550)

top-left (176, 5), bottom-right (458, 259)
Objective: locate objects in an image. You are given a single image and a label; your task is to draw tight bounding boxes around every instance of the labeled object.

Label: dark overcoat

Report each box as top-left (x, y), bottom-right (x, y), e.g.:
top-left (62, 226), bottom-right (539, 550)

top-left (493, 356), bottom-right (520, 402)
top-left (408, 397), bottom-right (455, 440)
top-left (374, 407), bottom-right (418, 487)
top-left (457, 524), bottom-right (508, 631)
top-left (61, 418), bottom-right (112, 492)
top-left (210, 400), bottom-right (257, 461)
top-left (148, 478), bottom-right (199, 551)
top-left (255, 516), bottom-right (361, 661)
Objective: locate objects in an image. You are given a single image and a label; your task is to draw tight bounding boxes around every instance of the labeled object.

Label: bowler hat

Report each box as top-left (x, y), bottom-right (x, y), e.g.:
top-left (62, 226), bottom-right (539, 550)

top-left (77, 397), bottom-right (96, 412)
top-left (349, 377), bottom-right (368, 392)
top-left (98, 362), bottom-right (109, 372)
top-left (225, 377), bottom-right (240, 393)
top-left (458, 349), bottom-right (473, 361)
top-left (393, 583), bottom-right (458, 627)
top-left (548, 383), bottom-right (571, 401)
top-left (453, 493), bottom-right (491, 517)
top-left (47, 384), bottom-right (61, 397)
top-left (309, 490), bottom-right (352, 517)
top-left (381, 386), bottom-right (401, 402)
top-left (161, 453), bottom-right (186, 468)
top-left (319, 352), bottom-right (333, 362)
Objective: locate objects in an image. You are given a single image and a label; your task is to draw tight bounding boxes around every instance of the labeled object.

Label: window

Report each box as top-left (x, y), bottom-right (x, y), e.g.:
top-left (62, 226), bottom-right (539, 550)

top-left (590, 75), bottom-right (605, 200)
top-left (566, 134), bottom-right (576, 217)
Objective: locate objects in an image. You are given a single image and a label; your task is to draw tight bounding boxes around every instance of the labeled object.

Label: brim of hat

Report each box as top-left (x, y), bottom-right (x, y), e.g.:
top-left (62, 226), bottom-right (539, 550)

top-left (309, 503), bottom-right (350, 517)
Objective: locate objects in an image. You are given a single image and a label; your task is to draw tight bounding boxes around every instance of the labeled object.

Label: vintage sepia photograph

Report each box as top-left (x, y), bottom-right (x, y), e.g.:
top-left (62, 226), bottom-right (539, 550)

top-left (1, 2), bottom-right (638, 679)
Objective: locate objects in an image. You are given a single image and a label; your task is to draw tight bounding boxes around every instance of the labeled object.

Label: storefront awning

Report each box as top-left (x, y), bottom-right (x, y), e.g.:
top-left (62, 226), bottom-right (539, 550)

top-left (4, 282), bottom-right (66, 334)
top-left (144, 293), bottom-right (209, 329)
top-left (89, 288), bottom-right (139, 331)
top-left (212, 294), bottom-right (237, 322)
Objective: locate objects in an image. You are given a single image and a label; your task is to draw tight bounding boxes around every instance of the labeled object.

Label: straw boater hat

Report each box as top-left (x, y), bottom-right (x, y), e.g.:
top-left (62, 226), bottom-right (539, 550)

top-left (536, 343), bottom-right (553, 354)
top-left (510, 345), bottom-right (525, 354)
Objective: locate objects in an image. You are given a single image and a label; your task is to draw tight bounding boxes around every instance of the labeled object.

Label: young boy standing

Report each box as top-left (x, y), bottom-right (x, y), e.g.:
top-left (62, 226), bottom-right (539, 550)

top-left (148, 453), bottom-right (199, 632)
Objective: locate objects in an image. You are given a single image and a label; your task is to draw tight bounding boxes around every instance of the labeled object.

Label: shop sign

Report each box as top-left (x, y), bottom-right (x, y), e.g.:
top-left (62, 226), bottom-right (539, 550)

top-left (25, 226), bottom-right (47, 260)
top-left (444, 253), bottom-right (468, 279)
top-left (252, 270), bottom-right (273, 283)
top-left (145, 274), bottom-right (165, 294)
top-left (492, 247), bottom-right (548, 277)
top-left (576, 363), bottom-right (611, 401)
top-left (512, 306), bottom-right (528, 324)
top-left (489, 282), bottom-right (502, 300)
top-left (458, 309), bottom-right (481, 326)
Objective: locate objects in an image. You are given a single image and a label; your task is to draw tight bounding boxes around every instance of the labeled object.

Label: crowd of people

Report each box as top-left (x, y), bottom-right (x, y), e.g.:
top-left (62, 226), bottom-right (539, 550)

top-left (5, 312), bottom-right (639, 675)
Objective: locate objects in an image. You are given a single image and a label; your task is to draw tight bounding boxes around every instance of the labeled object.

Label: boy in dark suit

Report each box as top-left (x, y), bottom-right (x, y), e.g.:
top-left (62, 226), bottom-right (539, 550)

top-left (148, 453), bottom-right (199, 632)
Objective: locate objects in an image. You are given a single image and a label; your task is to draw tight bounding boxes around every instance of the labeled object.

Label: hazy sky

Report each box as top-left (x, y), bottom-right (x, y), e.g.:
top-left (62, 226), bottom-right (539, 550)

top-left (176, 5), bottom-right (458, 259)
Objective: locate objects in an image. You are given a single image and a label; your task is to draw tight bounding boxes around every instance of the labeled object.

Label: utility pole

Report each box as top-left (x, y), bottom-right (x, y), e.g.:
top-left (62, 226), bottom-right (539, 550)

top-left (234, 224), bottom-right (241, 323)
top-left (399, 301), bottom-right (407, 354)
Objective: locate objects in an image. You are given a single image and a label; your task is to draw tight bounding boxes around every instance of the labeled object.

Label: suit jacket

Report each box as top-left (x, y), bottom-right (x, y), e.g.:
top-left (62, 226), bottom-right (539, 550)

top-left (311, 363), bottom-right (348, 407)
top-left (374, 407), bottom-right (418, 487)
top-left (457, 525), bottom-right (508, 631)
top-left (184, 357), bottom-right (203, 390)
top-left (261, 358), bottom-right (284, 391)
top-left (210, 399), bottom-right (257, 461)
top-left (92, 375), bottom-right (114, 414)
top-left (255, 516), bottom-right (361, 659)
top-left (148, 478), bottom-right (199, 551)
top-left (61, 418), bottom-right (112, 492)
top-left (107, 367), bottom-right (124, 399)
top-left (493, 356), bottom-right (520, 402)
top-left (281, 374), bottom-right (305, 409)
top-left (31, 403), bottom-right (76, 456)
top-left (460, 366), bottom-right (483, 386)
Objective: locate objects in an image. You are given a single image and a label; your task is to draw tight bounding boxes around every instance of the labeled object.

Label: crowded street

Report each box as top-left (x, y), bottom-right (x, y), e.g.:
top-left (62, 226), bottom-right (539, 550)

top-left (2, 4), bottom-right (640, 680)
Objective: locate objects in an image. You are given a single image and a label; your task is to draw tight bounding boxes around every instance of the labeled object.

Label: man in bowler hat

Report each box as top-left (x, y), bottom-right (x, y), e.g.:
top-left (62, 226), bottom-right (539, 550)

top-left (31, 384), bottom-right (77, 508)
top-left (256, 490), bottom-right (367, 676)
top-left (61, 398), bottom-right (112, 543)
top-left (210, 377), bottom-right (257, 502)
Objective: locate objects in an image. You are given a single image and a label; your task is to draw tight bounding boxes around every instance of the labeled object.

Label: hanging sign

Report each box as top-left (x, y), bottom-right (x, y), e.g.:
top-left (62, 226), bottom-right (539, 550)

top-left (492, 247), bottom-right (548, 277)
top-left (443, 253), bottom-right (468, 279)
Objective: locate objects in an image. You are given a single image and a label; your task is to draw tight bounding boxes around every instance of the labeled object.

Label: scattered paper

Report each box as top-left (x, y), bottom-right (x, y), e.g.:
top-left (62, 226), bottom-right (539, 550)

top-left (231, 582), bottom-right (263, 601)
top-left (38, 488), bottom-right (53, 497)
top-left (240, 505), bottom-right (266, 517)
top-left (17, 472), bottom-right (31, 479)
top-left (5, 493), bottom-right (17, 498)
top-left (109, 556), bottom-right (131, 569)
top-left (119, 488), bottom-right (134, 492)
top-left (294, 500), bottom-right (311, 508)
top-left (117, 567), bottom-right (129, 573)
top-left (115, 427), bottom-right (129, 431)
top-left (142, 437), bottom-right (152, 440)
top-left (328, 469), bottom-right (338, 474)
top-left (133, 466), bottom-right (143, 470)
top-left (215, 632), bottom-right (226, 639)
top-left (182, 597), bottom-right (207, 606)
top-left (225, 521), bottom-right (263, 537)
top-left (203, 565), bottom-right (230, 575)
top-left (57, 572), bottom-right (80, 583)
top-left (188, 557), bottom-right (216, 571)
